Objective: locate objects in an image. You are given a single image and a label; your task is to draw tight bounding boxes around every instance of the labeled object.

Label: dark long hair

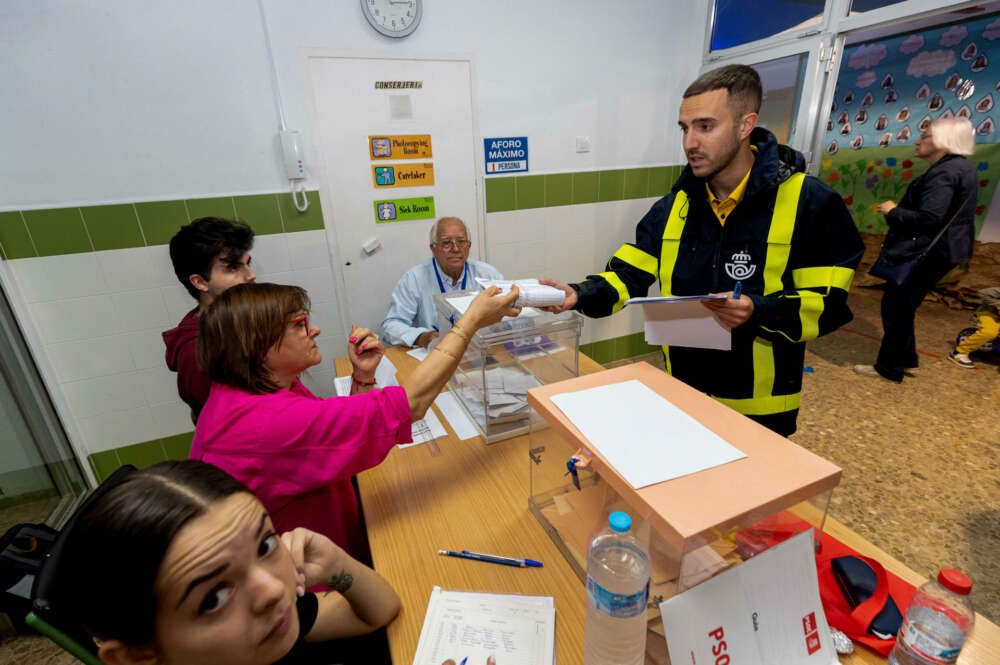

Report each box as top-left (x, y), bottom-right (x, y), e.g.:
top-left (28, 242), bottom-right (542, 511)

top-left (61, 461), bottom-right (251, 645)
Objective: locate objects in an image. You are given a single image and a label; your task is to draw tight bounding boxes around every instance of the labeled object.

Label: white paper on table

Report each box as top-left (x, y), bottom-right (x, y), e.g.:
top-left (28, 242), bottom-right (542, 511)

top-left (412, 586), bottom-right (555, 665)
top-left (625, 296), bottom-right (731, 350)
top-left (406, 346), bottom-right (430, 361)
top-left (374, 355), bottom-right (398, 386)
top-left (332, 355), bottom-right (398, 395)
top-left (400, 406), bottom-right (448, 448)
top-left (549, 379), bottom-right (745, 488)
top-left (660, 531), bottom-right (838, 665)
top-left (433, 391), bottom-right (479, 440)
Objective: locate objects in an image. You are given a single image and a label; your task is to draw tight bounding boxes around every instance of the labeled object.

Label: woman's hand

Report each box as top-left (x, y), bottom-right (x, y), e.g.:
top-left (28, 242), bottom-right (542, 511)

top-left (348, 324), bottom-right (384, 380)
top-left (280, 527), bottom-right (348, 591)
top-left (877, 201), bottom-right (897, 214)
top-left (459, 286), bottom-right (521, 330)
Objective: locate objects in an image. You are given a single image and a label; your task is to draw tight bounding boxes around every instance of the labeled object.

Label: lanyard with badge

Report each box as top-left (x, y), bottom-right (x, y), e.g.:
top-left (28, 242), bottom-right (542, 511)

top-left (433, 259), bottom-right (467, 327)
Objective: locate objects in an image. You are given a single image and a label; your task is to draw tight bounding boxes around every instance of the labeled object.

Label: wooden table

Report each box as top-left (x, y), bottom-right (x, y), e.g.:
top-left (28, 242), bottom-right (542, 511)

top-left (338, 347), bottom-right (999, 664)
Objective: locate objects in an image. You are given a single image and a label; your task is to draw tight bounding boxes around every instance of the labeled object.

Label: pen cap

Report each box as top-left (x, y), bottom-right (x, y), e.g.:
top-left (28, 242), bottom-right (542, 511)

top-left (608, 511), bottom-right (631, 533)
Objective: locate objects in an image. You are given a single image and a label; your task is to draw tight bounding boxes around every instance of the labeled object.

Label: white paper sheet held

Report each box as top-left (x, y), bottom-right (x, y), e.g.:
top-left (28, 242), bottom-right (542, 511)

top-left (412, 587), bottom-right (555, 665)
top-left (434, 391), bottom-right (479, 440)
top-left (659, 531), bottom-right (838, 665)
top-left (625, 296), bottom-right (731, 350)
top-left (474, 277), bottom-right (566, 307)
top-left (549, 379), bottom-right (745, 488)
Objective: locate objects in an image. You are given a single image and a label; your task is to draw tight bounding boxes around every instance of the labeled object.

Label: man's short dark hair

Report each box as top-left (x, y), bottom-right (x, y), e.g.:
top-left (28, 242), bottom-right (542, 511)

top-left (168, 217), bottom-right (255, 299)
top-left (683, 64), bottom-right (763, 117)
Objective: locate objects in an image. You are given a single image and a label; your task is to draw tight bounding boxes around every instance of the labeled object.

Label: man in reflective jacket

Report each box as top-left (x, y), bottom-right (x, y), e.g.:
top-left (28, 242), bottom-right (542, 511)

top-left (543, 65), bottom-right (864, 436)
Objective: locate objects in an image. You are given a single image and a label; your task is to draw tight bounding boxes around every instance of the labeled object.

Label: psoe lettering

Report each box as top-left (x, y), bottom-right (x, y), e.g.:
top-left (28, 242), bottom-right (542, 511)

top-left (708, 626), bottom-right (729, 665)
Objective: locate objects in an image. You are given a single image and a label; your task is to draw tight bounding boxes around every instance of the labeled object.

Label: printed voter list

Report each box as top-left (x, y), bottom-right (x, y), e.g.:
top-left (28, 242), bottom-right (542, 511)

top-left (484, 136), bottom-right (528, 173)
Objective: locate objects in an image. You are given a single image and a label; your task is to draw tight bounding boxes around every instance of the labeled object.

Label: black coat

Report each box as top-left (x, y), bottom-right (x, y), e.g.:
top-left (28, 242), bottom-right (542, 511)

top-left (885, 153), bottom-right (977, 264)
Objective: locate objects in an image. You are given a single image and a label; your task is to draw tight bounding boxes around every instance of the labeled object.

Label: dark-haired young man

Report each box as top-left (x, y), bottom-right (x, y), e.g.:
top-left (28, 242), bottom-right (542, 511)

top-left (542, 65), bottom-right (864, 436)
top-left (162, 217), bottom-right (256, 421)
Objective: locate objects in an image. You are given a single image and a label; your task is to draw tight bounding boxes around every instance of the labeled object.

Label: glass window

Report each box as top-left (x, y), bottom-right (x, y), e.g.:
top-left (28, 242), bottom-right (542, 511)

top-left (753, 53), bottom-right (809, 145)
top-left (711, 0), bottom-right (824, 51)
top-left (849, 0), bottom-right (908, 13)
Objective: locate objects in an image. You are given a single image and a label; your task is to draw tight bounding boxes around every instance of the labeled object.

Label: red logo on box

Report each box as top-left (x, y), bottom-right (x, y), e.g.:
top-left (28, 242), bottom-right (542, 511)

top-left (802, 612), bottom-right (817, 635)
top-left (805, 632), bottom-right (821, 655)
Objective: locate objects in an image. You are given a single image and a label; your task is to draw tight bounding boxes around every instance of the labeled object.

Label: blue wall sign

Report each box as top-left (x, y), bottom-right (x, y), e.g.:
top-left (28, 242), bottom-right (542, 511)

top-left (484, 136), bottom-right (528, 174)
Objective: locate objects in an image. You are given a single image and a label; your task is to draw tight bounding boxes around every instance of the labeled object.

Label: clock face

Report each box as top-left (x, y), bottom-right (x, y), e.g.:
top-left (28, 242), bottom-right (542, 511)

top-left (361, 0), bottom-right (422, 38)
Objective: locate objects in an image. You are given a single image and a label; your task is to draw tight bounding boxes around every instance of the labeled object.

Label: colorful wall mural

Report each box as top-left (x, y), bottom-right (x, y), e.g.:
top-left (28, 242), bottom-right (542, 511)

top-left (818, 13), bottom-right (1000, 236)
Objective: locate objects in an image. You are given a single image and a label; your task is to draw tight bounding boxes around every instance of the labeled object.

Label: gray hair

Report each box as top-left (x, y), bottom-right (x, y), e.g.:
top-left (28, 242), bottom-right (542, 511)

top-left (429, 217), bottom-right (468, 244)
top-left (929, 117), bottom-right (975, 156)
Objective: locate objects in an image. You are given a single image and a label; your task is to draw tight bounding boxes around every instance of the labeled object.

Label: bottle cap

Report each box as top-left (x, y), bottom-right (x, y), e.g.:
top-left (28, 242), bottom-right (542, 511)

top-left (609, 511), bottom-right (631, 533)
top-left (938, 568), bottom-right (972, 595)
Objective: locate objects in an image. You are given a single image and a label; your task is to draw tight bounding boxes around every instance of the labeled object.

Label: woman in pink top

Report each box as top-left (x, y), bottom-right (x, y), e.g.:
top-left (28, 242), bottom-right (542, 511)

top-left (191, 282), bottom-right (519, 561)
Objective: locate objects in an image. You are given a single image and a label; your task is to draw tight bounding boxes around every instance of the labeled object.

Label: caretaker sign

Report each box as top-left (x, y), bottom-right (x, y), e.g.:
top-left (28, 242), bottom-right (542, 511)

top-left (484, 137), bottom-right (528, 174)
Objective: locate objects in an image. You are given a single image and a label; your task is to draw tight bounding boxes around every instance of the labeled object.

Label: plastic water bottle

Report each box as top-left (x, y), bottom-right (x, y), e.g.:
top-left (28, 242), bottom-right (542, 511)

top-left (583, 511), bottom-right (651, 665)
top-left (889, 569), bottom-right (975, 665)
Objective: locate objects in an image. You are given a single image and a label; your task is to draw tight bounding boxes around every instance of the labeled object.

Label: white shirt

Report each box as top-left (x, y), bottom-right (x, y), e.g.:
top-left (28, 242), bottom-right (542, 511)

top-left (381, 258), bottom-right (503, 346)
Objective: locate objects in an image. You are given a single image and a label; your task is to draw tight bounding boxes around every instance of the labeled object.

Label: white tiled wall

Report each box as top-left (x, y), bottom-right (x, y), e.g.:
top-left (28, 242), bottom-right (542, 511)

top-left (6, 229), bottom-right (343, 456)
top-left (485, 198), bottom-right (660, 345)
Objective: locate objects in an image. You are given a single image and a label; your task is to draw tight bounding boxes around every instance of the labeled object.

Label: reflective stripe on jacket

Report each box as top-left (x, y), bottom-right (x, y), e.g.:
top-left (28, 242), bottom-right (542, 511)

top-left (574, 128), bottom-right (865, 432)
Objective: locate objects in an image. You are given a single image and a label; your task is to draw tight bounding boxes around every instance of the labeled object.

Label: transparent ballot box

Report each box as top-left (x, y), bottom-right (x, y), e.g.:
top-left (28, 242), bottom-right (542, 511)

top-left (433, 290), bottom-right (584, 443)
top-left (525, 362), bottom-right (840, 662)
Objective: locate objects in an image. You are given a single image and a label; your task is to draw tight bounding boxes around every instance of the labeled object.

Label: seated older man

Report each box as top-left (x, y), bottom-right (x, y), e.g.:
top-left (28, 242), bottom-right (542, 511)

top-left (382, 216), bottom-right (503, 347)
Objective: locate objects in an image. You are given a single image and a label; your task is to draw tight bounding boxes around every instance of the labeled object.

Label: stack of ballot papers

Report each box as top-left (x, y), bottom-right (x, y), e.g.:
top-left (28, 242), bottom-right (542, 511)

top-left (412, 587), bottom-right (555, 665)
top-left (474, 277), bottom-right (566, 308)
top-left (452, 364), bottom-right (541, 422)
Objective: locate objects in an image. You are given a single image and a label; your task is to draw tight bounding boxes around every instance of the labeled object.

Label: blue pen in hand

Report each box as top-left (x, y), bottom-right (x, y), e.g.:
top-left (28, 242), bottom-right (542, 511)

top-left (733, 280), bottom-right (743, 299)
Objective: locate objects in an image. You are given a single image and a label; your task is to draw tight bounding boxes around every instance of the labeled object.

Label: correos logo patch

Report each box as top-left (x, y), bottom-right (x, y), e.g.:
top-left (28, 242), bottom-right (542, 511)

top-left (725, 251), bottom-right (756, 280)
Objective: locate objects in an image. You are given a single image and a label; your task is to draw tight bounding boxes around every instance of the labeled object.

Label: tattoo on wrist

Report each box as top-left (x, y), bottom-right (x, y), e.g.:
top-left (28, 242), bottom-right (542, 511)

top-left (322, 569), bottom-right (354, 595)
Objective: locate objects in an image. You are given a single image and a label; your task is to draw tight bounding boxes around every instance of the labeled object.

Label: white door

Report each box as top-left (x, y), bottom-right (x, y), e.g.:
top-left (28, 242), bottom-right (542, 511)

top-left (307, 53), bottom-right (481, 335)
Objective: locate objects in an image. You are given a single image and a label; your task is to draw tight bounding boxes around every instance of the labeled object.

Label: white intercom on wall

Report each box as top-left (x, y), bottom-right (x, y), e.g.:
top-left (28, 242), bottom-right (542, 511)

top-left (280, 129), bottom-right (306, 180)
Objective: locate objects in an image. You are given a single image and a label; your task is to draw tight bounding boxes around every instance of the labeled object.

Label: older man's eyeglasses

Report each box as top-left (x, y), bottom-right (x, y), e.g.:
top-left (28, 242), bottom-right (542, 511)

top-left (436, 238), bottom-right (470, 250)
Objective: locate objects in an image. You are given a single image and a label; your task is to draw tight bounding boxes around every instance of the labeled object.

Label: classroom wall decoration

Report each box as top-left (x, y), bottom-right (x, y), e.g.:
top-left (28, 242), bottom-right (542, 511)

top-left (819, 14), bottom-right (1000, 235)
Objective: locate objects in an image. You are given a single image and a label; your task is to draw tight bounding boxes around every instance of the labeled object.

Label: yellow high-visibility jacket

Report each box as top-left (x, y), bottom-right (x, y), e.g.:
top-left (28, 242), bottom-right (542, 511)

top-left (572, 129), bottom-right (864, 435)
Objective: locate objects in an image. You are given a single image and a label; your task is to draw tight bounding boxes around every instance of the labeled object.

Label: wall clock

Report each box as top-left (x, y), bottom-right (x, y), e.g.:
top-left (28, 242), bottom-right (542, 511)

top-left (361, 0), bottom-right (422, 38)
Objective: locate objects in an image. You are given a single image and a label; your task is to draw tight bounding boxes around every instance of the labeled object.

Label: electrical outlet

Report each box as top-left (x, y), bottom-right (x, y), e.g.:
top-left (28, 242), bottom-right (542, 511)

top-left (575, 136), bottom-right (591, 153)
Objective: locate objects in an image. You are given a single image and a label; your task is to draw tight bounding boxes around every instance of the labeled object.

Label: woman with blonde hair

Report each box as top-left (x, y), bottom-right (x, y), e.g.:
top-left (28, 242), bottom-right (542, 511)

top-left (855, 116), bottom-right (978, 381)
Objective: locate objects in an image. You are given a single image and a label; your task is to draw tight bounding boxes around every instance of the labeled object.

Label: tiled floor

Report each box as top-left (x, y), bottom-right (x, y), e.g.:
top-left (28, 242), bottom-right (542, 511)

top-left (2, 288), bottom-right (997, 662)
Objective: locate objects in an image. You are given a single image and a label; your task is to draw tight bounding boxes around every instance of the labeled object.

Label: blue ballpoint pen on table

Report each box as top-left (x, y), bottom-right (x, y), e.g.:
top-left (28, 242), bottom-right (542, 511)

top-left (438, 549), bottom-right (543, 568)
top-left (733, 280), bottom-right (743, 299)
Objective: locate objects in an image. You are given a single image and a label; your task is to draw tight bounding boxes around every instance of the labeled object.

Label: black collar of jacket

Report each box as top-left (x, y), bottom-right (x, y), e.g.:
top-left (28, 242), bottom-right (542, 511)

top-left (672, 127), bottom-right (807, 203)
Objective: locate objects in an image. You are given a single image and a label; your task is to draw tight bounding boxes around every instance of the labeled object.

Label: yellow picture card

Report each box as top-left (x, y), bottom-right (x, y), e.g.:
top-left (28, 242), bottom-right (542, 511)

top-left (369, 134), bottom-right (433, 160)
top-left (372, 163), bottom-right (435, 188)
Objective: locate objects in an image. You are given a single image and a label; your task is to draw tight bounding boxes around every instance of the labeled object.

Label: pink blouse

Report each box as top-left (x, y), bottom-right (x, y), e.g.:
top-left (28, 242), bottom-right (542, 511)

top-left (190, 380), bottom-right (412, 559)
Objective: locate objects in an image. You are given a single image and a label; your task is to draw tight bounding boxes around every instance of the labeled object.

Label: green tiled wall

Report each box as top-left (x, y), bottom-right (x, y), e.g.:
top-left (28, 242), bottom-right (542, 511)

top-left (485, 165), bottom-right (682, 213)
top-left (580, 331), bottom-right (660, 365)
top-left (0, 191), bottom-right (324, 260)
top-left (87, 432), bottom-right (194, 483)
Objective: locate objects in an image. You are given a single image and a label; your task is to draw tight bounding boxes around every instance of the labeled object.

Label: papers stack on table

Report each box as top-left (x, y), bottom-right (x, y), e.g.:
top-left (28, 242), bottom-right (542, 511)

top-left (413, 587), bottom-right (555, 665)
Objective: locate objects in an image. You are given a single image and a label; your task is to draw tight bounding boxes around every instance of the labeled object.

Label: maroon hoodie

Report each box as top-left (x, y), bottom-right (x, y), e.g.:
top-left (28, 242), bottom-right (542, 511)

top-left (162, 308), bottom-right (211, 417)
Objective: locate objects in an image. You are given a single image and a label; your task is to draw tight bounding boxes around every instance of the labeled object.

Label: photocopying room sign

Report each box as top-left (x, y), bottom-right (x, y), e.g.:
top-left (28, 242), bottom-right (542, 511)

top-left (484, 137), bottom-right (528, 174)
